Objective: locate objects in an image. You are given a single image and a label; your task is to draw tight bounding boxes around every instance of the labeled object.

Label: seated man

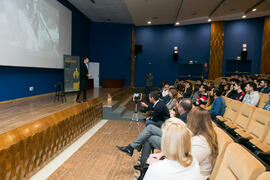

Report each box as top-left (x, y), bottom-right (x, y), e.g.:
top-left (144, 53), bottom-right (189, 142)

top-left (194, 84), bottom-right (208, 106)
top-left (208, 88), bottom-right (225, 119)
top-left (242, 82), bottom-right (260, 106)
top-left (161, 83), bottom-right (170, 103)
top-left (116, 99), bottom-right (192, 169)
top-left (231, 81), bottom-right (245, 101)
top-left (171, 98), bottom-right (192, 123)
top-left (259, 79), bottom-right (270, 94)
top-left (141, 90), bottom-right (170, 127)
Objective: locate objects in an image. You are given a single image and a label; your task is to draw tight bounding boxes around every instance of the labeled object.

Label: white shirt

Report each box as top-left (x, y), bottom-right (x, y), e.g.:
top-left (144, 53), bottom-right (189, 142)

top-left (191, 135), bottom-right (212, 180)
top-left (84, 62), bottom-right (89, 70)
top-left (153, 100), bottom-right (160, 108)
top-left (144, 158), bottom-right (200, 180)
top-left (162, 90), bottom-right (169, 97)
top-left (242, 91), bottom-right (260, 106)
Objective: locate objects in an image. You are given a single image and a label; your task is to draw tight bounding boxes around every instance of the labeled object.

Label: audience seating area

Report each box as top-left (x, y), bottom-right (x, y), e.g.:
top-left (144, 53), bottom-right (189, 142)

top-left (178, 75), bottom-right (270, 179)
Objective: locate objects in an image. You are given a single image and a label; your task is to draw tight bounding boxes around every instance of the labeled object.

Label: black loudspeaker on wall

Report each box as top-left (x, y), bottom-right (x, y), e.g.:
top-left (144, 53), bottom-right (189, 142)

top-left (173, 53), bottom-right (178, 61)
top-left (135, 45), bottom-right (142, 54)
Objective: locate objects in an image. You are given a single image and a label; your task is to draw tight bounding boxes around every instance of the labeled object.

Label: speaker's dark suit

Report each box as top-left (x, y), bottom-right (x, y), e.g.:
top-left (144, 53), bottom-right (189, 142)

top-left (76, 63), bottom-right (88, 101)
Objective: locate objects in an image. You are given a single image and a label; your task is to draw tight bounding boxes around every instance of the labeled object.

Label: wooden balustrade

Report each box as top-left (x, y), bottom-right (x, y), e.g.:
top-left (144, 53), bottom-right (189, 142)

top-left (0, 97), bottom-right (103, 180)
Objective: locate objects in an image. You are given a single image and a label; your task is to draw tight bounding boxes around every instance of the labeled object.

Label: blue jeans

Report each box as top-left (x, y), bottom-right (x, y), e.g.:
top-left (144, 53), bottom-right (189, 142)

top-left (145, 120), bottom-right (163, 128)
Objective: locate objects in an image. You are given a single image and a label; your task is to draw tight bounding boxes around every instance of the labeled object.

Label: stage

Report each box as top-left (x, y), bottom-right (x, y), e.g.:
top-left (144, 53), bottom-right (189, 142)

top-left (0, 88), bottom-right (120, 134)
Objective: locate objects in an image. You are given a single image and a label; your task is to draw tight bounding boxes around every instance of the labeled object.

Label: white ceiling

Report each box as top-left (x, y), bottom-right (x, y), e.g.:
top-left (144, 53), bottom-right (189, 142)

top-left (67, 0), bottom-right (270, 26)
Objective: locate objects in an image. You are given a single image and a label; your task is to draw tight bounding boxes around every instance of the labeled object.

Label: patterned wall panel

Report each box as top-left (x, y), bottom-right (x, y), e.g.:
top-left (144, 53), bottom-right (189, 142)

top-left (209, 22), bottom-right (224, 80)
top-left (261, 16), bottom-right (270, 74)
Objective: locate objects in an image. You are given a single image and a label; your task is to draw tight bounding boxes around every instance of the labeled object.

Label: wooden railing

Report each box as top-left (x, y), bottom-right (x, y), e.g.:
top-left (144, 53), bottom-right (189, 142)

top-left (0, 97), bottom-right (103, 180)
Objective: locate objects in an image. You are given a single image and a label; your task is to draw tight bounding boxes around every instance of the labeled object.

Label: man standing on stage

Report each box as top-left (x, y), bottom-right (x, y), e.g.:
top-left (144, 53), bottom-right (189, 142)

top-left (76, 57), bottom-right (92, 103)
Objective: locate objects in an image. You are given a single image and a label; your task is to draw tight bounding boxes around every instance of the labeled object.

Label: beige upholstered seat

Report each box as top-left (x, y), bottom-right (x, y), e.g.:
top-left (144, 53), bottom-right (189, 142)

top-left (217, 99), bottom-right (242, 123)
top-left (258, 93), bottom-right (269, 108)
top-left (250, 129), bottom-right (270, 153)
top-left (210, 127), bottom-right (233, 180)
top-left (235, 108), bottom-right (270, 140)
top-left (256, 172), bottom-right (270, 180)
top-left (213, 143), bottom-right (265, 180)
top-left (225, 103), bottom-right (256, 130)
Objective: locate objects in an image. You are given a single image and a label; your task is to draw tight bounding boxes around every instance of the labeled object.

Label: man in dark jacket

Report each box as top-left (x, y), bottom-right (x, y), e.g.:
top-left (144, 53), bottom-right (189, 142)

top-left (76, 57), bottom-right (92, 103)
top-left (141, 91), bottom-right (170, 127)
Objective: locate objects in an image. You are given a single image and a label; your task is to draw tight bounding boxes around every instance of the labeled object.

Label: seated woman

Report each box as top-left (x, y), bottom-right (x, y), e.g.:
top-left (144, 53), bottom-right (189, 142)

top-left (206, 87), bottom-right (215, 109)
top-left (166, 88), bottom-right (178, 110)
top-left (225, 83), bottom-right (235, 98)
top-left (147, 107), bottom-right (218, 180)
top-left (144, 119), bottom-right (200, 180)
top-left (183, 82), bottom-right (193, 98)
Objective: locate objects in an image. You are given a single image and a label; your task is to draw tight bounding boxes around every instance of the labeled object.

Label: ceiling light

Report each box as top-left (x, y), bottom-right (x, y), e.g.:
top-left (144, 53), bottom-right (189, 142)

top-left (252, 8), bottom-right (257, 12)
top-left (175, 22), bottom-right (180, 26)
top-left (242, 15), bottom-right (246, 18)
top-left (208, 18), bottom-right (212, 22)
top-left (147, 21), bottom-right (151, 25)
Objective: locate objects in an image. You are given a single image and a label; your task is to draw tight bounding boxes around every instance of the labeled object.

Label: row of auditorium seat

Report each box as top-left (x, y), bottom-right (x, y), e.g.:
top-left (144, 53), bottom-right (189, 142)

top-left (216, 95), bottom-right (270, 154)
top-left (210, 127), bottom-right (270, 180)
top-left (209, 93), bottom-right (270, 179)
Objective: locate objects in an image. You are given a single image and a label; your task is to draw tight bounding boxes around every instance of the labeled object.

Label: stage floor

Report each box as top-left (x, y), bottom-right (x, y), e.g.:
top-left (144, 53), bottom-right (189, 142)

top-left (0, 88), bottom-right (119, 134)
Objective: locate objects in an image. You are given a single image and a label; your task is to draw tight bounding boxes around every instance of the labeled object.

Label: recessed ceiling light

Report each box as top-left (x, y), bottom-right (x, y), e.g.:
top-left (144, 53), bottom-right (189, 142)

top-left (175, 22), bottom-right (180, 26)
top-left (242, 15), bottom-right (246, 18)
top-left (147, 21), bottom-right (152, 25)
top-left (252, 8), bottom-right (257, 12)
top-left (208, 18), bottom-right (212, 22)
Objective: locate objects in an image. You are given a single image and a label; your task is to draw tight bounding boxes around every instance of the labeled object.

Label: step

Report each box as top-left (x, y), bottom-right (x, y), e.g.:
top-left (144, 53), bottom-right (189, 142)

top-left (112, 106), bottom-right (127, 117)
top-left (103, 106), bottom-right (127, 120)
top-left (103, 100), bottom-right (120, 116)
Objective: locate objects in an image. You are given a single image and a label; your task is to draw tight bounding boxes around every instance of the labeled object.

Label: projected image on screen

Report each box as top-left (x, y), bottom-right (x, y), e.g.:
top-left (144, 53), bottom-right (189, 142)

top-left (0, 0), bottom-right (71, 69)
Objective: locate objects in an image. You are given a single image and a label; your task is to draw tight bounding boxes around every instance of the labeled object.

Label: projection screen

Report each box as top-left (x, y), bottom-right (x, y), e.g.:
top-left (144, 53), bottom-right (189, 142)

top-left (0, 0), bottom-right (72, 69)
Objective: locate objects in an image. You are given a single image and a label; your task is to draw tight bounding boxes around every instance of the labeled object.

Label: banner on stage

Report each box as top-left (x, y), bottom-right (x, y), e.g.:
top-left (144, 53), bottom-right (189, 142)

top-left (64, 55), bottom-right (80, 92)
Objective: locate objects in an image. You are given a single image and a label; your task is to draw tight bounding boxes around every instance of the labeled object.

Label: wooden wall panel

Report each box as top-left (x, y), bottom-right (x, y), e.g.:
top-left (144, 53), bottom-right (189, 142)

top-left (261, 16), bottom-right (270, 74)
top-left (209, 22), bottom-right (224, 80)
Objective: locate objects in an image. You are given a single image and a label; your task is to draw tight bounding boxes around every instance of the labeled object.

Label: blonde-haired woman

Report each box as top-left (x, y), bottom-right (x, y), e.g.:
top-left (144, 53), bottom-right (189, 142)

top-left (146, 108), bottom-right (218, 180)
top-left (144, 119), bottom-right (200, 180)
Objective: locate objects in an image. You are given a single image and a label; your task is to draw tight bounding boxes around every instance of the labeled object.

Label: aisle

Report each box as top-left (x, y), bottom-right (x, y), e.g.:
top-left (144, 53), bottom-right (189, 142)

top-left (47, 120), bottom-right (143, 180)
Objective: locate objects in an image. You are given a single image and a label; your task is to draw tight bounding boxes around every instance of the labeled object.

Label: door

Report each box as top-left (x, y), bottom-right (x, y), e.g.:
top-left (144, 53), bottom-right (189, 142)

top-left (88, 62), bottom-right (100, 88)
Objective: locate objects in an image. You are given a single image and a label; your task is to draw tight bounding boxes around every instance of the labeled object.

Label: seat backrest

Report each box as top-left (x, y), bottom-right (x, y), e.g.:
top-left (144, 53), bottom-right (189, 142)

top-left (258, 93), bottom-right (270, 108)
top-left (247, 108), bottom-right (270, 141)
top-left (234, 103), bottom-right (256, 130)
top-left (210, 127), bottom-right (233, 180)
top-left (224, 100), bottom-right (242, 123)
top-left (256, 172), bottom-right (270, 180)
top-left (214, 143), bottom-right (265, 180)
top-left (262, 130), bottom-right (270, 150)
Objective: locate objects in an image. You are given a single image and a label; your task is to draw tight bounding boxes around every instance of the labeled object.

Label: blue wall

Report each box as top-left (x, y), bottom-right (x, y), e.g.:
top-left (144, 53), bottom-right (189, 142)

top-left (90, 22), bottom-right (132, 86)
top-left (0, 0), bottom-right (91, 101)
top-left (222, 18), bottom-right (264, 75)
top-left (0, 66), bottom-right (63, 101)
top-left (134, 23), bottom-right (211, 87)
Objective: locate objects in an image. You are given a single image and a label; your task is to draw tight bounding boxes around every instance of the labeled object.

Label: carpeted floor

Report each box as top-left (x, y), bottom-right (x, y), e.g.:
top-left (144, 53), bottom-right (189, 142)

top-left (48, 120), bottom-right (143, 180)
